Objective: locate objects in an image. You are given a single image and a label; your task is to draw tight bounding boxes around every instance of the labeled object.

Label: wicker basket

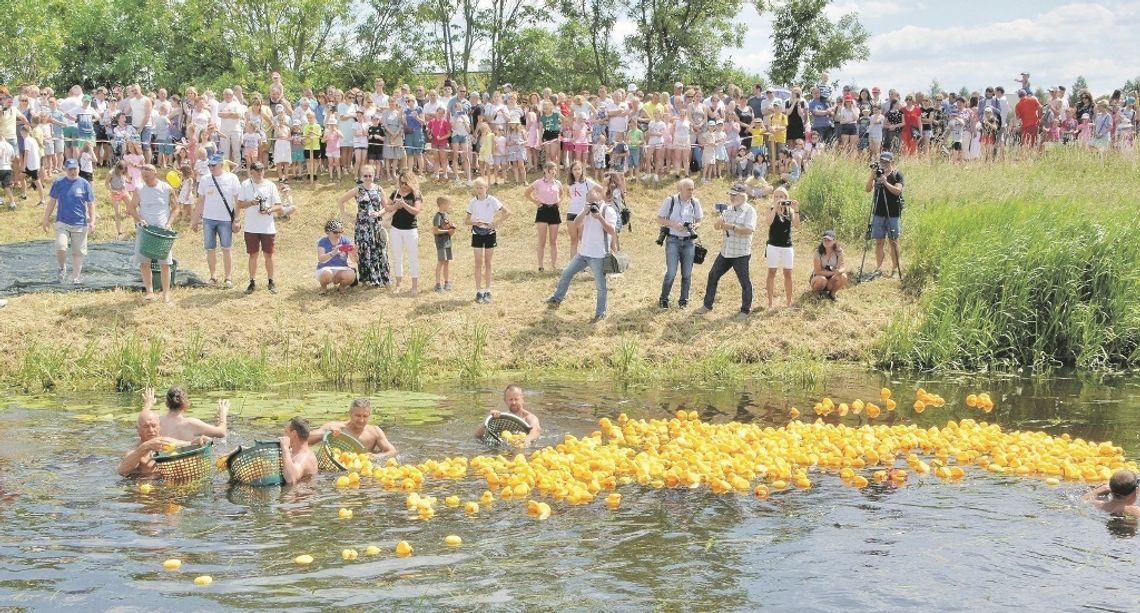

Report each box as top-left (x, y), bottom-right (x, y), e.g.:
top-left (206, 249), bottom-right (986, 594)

top-left (317, 431), bottom-right (367, 472)
top-left (480, 413), bottom-right (531, 445)
top-left (226, 441), bottom-right (285, 486)
top-left (153, 440), bottom-right (213, 483)
top-left (138, 225), bottom-right (178, 261)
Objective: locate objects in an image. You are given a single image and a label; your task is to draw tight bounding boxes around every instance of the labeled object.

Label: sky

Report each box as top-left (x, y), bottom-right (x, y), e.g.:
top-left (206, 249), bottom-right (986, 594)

top-left (678, 0), bottom-right (1140, 96)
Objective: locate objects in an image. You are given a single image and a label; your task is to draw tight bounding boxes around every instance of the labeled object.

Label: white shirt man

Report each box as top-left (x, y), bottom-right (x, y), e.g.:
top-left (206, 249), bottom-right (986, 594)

top-left (422, 91), bottom-right (443, 118)
top-left (371, 79), bottom-right (389, 109)
top-left (607, 92), bottom-right (629, 136)
top-left (545, 191), bottom-right (618, 323)
top-left (238, 162), bottom-right (282, 294)
top-left (216, 90), bottom-right (246, 162)
top-left (192, 155), bottom-right (242, 286)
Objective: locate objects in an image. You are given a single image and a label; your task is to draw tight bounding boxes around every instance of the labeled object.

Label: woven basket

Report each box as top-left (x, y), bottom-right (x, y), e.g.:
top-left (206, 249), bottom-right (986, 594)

top-left (138, 225), bottom-right (178, 261)
top-left (153, 440), bottom-right (213, 483)
top-left (480, 413), bottom-right (531, 445)
top-left (317, 431), bottom-right (367, 472)
top-left (226, 441), bottom-right (285, 487)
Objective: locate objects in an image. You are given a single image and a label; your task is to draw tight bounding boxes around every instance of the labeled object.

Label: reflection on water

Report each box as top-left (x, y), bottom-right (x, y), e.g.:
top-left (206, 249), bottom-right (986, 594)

top-left (1, 369), bottom-right (1139, 610)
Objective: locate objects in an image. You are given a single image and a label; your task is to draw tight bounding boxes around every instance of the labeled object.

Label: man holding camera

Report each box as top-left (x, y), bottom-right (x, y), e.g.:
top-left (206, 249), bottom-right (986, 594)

top-left (237, 161), bottom-right (283, 294)
top-left (655, 178), bottom-right (703, 309)
top-left (863, 151), bottom-right (904, 278)
top-left (545, 187), bottom-right (617, 323)
top-left (696, 183), bottom-right (755, 321)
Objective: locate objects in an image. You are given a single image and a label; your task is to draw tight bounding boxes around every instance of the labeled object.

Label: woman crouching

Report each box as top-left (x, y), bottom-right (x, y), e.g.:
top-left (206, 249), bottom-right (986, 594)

top-left (809, 229), bottom-right (847, 301)
top-left (316, 219), bottom-right (357, 295)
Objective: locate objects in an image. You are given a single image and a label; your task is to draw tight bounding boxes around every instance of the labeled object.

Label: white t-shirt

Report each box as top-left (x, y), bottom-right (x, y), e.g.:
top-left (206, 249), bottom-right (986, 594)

top-left (423, 99), bottom-right (442, 117)
top-left (567, 179), bottom-right (600, 215)
top-left (79, 151), bottom-right (94, 173)
top-left (0, 140), bottom-right (13, 170)
top-left (197, 170), bottom-right (242, 222)
top-left (137, 181), bottom-right (175, 227)
top-left (217, 100), bottom-right (245, 133)
top-left (371, 92), bottom-right (389, 109)
top-left (466, 195), bottom-right (504, 225)
top-left (578, 204), bottom-right (618, 259)
top-left (59, 95), bottom-right (84, 120)
top-left (24, 137), bottom-right (41, 171)
top-left (239, 178), bottom-right (282, 234)
top-left (608, 102), bottom-right (629, 133)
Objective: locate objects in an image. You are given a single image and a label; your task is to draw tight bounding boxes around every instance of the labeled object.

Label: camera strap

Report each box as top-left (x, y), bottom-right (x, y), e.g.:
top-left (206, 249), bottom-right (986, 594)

top-left (211, 173), bottom-right (235, 222)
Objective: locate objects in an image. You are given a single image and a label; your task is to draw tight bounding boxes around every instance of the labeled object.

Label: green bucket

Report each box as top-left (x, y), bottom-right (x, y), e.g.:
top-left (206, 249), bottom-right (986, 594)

top-left (149, 259), bottom-right (178, 288)
top-left (138, 225), bottom-right (177, 261)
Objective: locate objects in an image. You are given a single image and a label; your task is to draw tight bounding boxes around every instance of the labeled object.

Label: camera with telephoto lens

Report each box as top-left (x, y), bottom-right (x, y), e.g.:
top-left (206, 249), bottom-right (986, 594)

top-left (869, 161), bottom-right (884, 178)
top-left (256, 195), bottom-right (270, 214)
top-left (656, 226), bottom-right (669, 245)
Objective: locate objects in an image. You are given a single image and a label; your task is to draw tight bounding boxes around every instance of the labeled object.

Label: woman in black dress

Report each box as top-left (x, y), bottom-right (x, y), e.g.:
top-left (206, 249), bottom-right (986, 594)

top-left (336, 165), bottom-right (391, 287)
top-left (786, 87), bottom-right (807, 142)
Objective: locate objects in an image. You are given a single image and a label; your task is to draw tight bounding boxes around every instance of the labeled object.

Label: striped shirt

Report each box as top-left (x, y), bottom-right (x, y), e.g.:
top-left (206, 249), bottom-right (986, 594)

top-left (719, 203), bottom-right (757, 259)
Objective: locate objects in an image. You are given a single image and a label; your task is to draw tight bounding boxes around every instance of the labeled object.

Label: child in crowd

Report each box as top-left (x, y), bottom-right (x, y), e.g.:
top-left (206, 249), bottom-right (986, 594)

top-left (646, 112), bottom-right (665, 181)
top-left (610, 131), bottom-right (627, 175)
top-left (450, 110), bottom-right (471, 182)
top-left (751, 152), bottom-right (769, 183)
top-left (20, 123), bottom-right (45, 207)
top-left (123, 140), bottom-right (144, 191)
top-left (714, 121), bottom-right (728, 179)
top-left (352, 110), bottom-right (368, 179)
top-left (0, 138), bottom-right (14, 210)
top-left (367, 114), bottom-right (386, 180)
top-left (303, 111), bottom-right (322, 182)
top-left (572, 113), bottom-right (590, 167)
top-left (111, 113), bottom-right (133, 162)
top-left (1077, 113), bottom-right (1092, 146)
top-left (509, 121), bottom-right (527, 183)
top-left (154, 105), bottom-right (173, 168)
top-left (105, 160), bottom-right (129, 240)
top-left (432, 195), bottom-right (455, 291)
top-left (625, 121), bottom-right (642, 181)
top-left (241, 120), bottom-right (264, 171)
top-left (290, 120), bottom-right (305, 180)
top-left (1061, 109), bottom-right (1078, 145)
top-left (465, 177), bottom-right (510, 304)
top-left (476, 117), bottom-right (493, 181)
top-left (78, 142), bottom-right (96, 183)
top-left (428, 108), bottom-right (452, 183)
top-left (176, 163), bottom-right (195, 223)
top-left (868, 106), bottom-right (884, 159)
top-left (591, 131), bottom-right (609, 177)
top-left (492, 124), bottom-right (508, 184)
top-left (700, 121), bottom-right (716, 183)
top-left (271, 117), bottom-right (291, 181)
top-left (768, 102), bottom-right (788, 164)
top-left (278, 181), bottom-right (297, 220)
top-left (735, 149), bottom-right (751, 180)
top-left (323, 115), bottom-right (342, 180)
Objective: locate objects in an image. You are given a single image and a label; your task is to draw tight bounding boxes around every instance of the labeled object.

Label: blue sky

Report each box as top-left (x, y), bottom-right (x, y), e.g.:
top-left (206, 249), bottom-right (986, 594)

top-left (704, 0), bottom-right (1140, 96)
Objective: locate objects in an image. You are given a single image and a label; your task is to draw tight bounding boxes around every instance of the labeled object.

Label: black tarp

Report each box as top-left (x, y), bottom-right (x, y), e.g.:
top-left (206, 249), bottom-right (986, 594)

top-left (0, 240), bottom-right (206, 295)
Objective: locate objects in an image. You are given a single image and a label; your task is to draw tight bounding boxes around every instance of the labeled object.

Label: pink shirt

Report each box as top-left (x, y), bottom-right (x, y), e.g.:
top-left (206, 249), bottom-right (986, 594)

top-left (428, 118), bottom-right (450, 142)
top-left (529, 177), bottom-right (560, 205)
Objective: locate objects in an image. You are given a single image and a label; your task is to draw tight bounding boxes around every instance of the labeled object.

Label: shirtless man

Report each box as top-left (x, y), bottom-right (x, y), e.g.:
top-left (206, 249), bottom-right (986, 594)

top-left (307, 398), bottom-right (397, 459)
top-left (153, 386), bottom-right (228, 442)
top-left (474, 383), bottom-right (542, 447)
top-left (1082, 470), bottom-right (1140, 518)
top-left (280, 416), bottom-right (318, 485)
top-left (117, 409), bottom-right (194, 477)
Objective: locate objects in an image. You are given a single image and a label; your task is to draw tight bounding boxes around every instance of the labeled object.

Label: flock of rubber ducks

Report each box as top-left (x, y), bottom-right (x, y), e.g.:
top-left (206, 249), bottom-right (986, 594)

top-left (164, 387), bottom-right (1133, 585)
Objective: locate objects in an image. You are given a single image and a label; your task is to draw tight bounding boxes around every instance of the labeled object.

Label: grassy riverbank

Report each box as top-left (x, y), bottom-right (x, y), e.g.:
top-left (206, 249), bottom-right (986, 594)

top-left (2, 149), bottom-right (1135, 391)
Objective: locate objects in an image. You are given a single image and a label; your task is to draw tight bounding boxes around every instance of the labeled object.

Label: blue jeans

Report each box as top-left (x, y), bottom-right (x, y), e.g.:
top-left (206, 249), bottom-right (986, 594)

top-left (551, 254), bottom-right (607, 317)
top-left (702, 254), bottom-right (752, 313)
top-left (660, 236), bottom-right (695, 305)
top-left (202, 219), bottom-right (234, 250)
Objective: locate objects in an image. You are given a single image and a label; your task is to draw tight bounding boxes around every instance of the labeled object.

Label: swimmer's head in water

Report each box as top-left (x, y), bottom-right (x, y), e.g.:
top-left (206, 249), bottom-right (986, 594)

top-left (1109, 470), bottom-right (1138, 499)
top-left (503, 384), bottom-right (524, 413)
top-left (348, 398), bottom-right (371, 427)
top-left (165, 386), bottom-right (188, 411)
top-left (137, 410), bottom-right (160, 440)
top-left (288, 416), bottom-right (311, 441)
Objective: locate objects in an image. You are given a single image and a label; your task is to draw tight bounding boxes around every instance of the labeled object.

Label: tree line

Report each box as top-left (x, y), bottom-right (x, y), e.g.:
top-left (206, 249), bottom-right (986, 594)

top-left (3, 0), bottom-right (868, 94)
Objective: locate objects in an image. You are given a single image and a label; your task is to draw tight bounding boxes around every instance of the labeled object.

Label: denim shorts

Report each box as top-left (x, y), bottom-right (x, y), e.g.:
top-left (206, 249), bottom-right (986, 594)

top-left (203, 218), bottom-right (234, 250)
top-left (870, 215), bottom-right (900, 240)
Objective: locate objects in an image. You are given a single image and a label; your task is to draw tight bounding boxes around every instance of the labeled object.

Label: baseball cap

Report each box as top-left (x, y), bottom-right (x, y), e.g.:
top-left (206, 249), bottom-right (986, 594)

top-left (822, 230), bottom-right (836, 241)
top-left (879, 151), bottom-right (894, 162)
top-left (843, 93), bottom-right (854, 102)
top-left (207, 154), bottom-right (224, 166)
top-left (1017, 89), bottom-right (1027, 97)
top-left (1047, 86), bottom-right (1058, 92)
top-left (81, 95), bottom-right (92, 102)
top-left (729, 183), bottom-right (748, 196)
top-left (63, 158), bottom-right (79, 169)
top-left (627, 83), bottom-right (638, 93)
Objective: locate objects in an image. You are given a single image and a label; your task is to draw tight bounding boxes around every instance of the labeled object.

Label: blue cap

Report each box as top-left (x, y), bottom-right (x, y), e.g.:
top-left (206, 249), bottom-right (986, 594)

top-left (207, 154), bottom-right (224, 166)
top-left (879, 151), bottom-right (894, 162)
top-left (63, 158), bottom-right (79, 169)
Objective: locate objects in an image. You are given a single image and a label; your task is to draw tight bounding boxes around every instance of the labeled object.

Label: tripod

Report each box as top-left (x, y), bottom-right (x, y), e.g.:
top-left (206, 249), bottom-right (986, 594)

top-left (856, 179), bottom-right (902, 282)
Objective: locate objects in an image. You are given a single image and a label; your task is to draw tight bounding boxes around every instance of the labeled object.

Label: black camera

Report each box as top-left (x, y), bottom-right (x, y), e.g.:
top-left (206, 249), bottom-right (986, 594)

top-left (589, 203), bottom-right (600, 214)
top-left (683, 222), bottom-right (697, 239)
top-left (656, 226), bottom-right (669, 245)
top-left (256, 195), bottom-right (270, 214)
top-left (869, 161), bottom-right (884, 177)
top-left (824, 264), bottom-right (834, 272)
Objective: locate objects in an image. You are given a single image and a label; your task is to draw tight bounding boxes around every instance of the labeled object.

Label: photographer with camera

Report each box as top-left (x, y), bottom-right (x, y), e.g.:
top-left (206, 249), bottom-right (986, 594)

top-left (655, 178), bottom-right (703, 309)
top-left (863, 151), bottom-right (904, 278)
top-left (809, 230), bottom-right (847, 301)
top-left (695, 183), bottom-right (756, 321)
top-left (544, 187), bottom-right (617, 323)
top-left (237, 161), bottom-right (283, 294)
top-left (764, 187), bottom-right (800, 313)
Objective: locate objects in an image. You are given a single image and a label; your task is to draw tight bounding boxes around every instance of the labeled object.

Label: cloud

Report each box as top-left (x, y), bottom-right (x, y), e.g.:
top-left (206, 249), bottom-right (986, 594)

top-left (825, 0), bottom-right (914, 18)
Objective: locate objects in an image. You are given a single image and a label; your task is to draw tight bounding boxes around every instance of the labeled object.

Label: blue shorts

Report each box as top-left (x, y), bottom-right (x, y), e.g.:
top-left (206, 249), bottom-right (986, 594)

top-left (138, 126), bottom-right (153, 144)
top-left (629, 146), bottom-right (641, 168)
top-left (871, 215), bottom-right (900, 240)
top-left (451, 134), bottom-right (468, 145)
top-left (203, 218), bottom-right (234, 250)
top-left (405, 130), bottom-right (425, 155)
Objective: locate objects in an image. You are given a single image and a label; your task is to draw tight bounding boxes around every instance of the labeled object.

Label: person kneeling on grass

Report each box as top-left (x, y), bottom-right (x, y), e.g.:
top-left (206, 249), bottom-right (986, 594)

top-left (280, 416), bottom-right (318, 485)
top-left (1082, 470), bottom-right (1140, 518)
top-left (316, 219), bottom-right (358, 295)
top-left (544, 187), bottom-right (617, 323)
top-left (307, 397), bottom-right (398, 460)
top-left (696, 182), bottom-right (756, 321)
top-left (809, 230), bottom-right (848, 301)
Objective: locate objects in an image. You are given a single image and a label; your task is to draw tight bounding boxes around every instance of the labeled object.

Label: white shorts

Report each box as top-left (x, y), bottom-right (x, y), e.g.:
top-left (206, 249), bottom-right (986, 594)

top-left (765, 244), bottom-right (794, 269)
top-left (315, 266), bottom-right (353, 281)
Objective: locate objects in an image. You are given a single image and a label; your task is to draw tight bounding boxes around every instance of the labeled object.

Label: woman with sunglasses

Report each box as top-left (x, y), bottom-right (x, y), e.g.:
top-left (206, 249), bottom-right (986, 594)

top-left (316, 219), bottom-right (358, 295)
top-left (386, 171), bottom-right (424, 295)
top-left (809, 230), bottom-right (847, 301)
top-left (337, 165), bottom-right (390, 287)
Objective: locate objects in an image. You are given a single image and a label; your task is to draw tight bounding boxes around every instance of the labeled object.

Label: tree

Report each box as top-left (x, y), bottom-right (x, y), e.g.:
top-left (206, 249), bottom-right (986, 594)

top-left (1121, 76), bottom-right (1140, 97)
top-left (623, 0), bottom-right (745, 91)
top-left (1070, 76), bottom-right (1088, 105)
top-left (765, 0), bottom-right (869, 88)
top-left (0, 1), bottom-right (66, 84)
top-left (421, 0), bottom-right (481, 85)
top-left (557, 0), bottom-right (622, 87)
top-left (483, 0), bottom-right (544, 89)
top-left (929, 79), bottom-right (942, 99)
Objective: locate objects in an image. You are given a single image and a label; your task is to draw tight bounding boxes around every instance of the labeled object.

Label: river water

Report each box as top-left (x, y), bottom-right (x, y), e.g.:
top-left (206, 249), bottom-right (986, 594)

top-left (1, 370), bottom-right (1138, 611)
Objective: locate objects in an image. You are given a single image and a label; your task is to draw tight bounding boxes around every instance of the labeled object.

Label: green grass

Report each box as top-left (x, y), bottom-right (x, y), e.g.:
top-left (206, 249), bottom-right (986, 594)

top-left (793, 150), bottom-right (1140, 372)
top-left (456, 322), bottom-right (489, 384)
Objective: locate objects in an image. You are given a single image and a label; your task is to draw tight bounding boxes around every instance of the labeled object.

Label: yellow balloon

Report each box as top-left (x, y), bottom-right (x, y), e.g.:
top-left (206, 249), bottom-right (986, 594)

top-left (166, 170), bottom-right (182, 189)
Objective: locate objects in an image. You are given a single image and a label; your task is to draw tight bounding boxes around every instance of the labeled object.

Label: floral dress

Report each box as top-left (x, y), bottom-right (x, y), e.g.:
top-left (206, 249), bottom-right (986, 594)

top-left (353, 184), bottom-right (391, 286)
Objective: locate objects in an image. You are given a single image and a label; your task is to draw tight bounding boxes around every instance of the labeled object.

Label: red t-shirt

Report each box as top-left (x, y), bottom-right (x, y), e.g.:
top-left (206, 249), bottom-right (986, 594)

top-left (1015, 97), bottom-right (1041, 129)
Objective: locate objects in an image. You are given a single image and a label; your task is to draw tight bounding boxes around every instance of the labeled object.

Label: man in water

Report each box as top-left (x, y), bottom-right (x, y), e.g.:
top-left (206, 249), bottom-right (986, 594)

top-left (280, 416), bottom-right (318, 485)
top-left (1082, 470), bottom-right (1140, 518)
top-left (154, 386), bottom-right (228, 442)
top-left (474, 384), bottom-right (542, 447)
top-left (307, 398), bottom-right (398, 459)
top-left (117, 409), bottom-right (195, 477)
